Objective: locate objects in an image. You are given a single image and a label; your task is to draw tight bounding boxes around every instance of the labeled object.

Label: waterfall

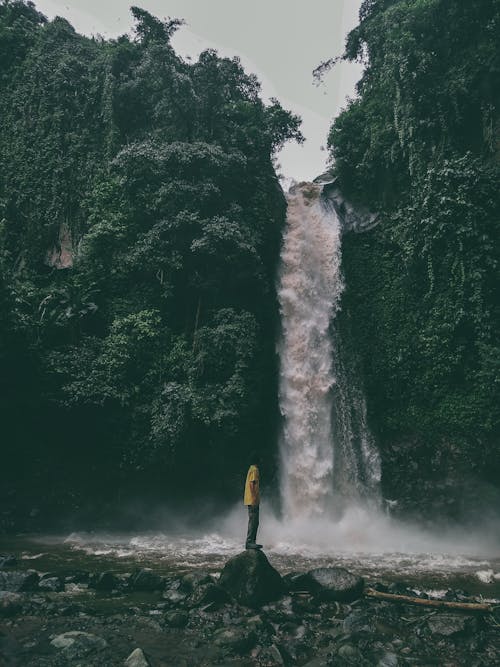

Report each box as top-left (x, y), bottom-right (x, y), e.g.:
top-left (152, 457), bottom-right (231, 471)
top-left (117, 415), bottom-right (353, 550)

top-left (278, 182), bottom-right (380, 521)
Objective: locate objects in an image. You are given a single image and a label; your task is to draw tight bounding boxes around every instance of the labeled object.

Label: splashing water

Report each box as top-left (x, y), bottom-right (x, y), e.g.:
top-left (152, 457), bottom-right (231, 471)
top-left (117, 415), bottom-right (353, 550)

top-left (278, 182), bottom-right (380, 520)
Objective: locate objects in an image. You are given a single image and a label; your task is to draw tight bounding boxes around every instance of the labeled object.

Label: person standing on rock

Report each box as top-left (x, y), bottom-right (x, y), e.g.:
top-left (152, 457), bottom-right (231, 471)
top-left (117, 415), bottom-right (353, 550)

top-left (244, 452), bottom-right (262, 550)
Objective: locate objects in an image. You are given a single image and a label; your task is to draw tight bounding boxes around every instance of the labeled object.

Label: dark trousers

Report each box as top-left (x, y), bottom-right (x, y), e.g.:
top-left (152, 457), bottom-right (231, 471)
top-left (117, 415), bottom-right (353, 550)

top-left (246, 505), bottom-right (259, 546)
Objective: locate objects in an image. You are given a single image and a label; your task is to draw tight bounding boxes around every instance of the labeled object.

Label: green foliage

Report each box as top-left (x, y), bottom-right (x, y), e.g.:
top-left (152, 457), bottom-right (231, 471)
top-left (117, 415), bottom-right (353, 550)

top-left (328, 0), bottom-right (500, 482)
top-left (0, 2), bottom-right (300, 510)
top-left (330, 0), bottom-right (500, 206)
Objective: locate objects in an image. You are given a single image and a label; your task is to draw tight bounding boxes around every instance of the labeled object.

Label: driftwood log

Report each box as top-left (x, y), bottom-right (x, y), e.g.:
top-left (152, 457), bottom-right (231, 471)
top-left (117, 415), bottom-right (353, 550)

top-left (365, 588), bottom-right (492, 612)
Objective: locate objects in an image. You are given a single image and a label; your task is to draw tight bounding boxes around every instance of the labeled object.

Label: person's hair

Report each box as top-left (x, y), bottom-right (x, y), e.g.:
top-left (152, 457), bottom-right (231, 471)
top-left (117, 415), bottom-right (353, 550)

top-left (248, 450), bottom-right (261, 466)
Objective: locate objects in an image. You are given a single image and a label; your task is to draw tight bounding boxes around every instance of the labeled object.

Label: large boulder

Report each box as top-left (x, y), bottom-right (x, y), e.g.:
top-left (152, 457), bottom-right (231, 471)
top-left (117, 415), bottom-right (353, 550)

top-left (304, 567), bottom-right (364, 602)
top-left (219, 550), bottom-right (284, 608)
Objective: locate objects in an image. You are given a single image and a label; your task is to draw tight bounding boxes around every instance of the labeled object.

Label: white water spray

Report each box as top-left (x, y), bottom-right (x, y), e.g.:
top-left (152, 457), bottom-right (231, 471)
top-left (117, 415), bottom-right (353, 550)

top-left (278, 182), bottom-right (380, 520)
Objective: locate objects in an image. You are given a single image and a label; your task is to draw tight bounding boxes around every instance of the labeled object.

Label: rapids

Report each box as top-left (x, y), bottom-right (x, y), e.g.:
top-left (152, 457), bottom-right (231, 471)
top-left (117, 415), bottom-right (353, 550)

top-left (3, 505), bottom-right (500, 601)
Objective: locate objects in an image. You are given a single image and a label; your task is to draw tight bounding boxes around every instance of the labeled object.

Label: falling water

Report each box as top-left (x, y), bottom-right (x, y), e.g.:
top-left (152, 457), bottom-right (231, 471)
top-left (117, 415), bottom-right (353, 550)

top-left (278, 182), bottom-right (380, 520)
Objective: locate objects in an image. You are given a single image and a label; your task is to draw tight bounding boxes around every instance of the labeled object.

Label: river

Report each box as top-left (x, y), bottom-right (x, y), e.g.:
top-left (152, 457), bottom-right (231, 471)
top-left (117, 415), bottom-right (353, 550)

top-left (2, 504), bottom-right (500, 602)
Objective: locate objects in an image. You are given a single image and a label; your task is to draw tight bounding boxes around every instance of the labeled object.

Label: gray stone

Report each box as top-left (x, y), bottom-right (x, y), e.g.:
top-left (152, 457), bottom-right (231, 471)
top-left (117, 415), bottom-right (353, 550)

top-left (0, 591), bottom-right (23, 615)
top-left (307, 567), bottom-right (364, 602)
top-left (213, 626), bottom-right (256, 654)
top-left (88, 571), bottom-right (118, 591)
top-left (64, 570), bottom-right (90, 584)
top-left (186, 582), bottom-right (231, 608)
top-left (125, 647), bottom-right (150, 667)
top-left (128, 568), bottom-right (165, 592)
top-left (0, 569), bottom-right (39, 592)
top-left (378, 652), bottom-right (399, 667)
top-left (284, 572), bottom-right (313, 592)
top-left (163, 585), bottom-right (188, 605)
top-left (343, 610), bottom-right (374, 634)
top-left (427, 614), bottom-right (476, 637)
top-left (165, 610), bottom-right (189, 628)
top-left (179, 571), bottom-right (214, 592)
top-left (0, 555), bottom-right (17, 568)
top-left (301, 657), bottom-right (331, 667)
top-left (39, 576), bottom-right (65, 592)
top-left (269, 644), bottom-right (285, 666)
top-left (219, 550), bottom-right (284, 608)
top-left (258, 644), bottom-right (285, 666)
top-left (50, 631), bottom-right (107, 659)
top-left (337, 643), bottom-right (363, 663)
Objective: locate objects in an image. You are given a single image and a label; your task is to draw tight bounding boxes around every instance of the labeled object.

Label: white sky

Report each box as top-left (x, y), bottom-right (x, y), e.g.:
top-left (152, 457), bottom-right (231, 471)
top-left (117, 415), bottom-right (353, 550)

top-left (33, 0), bottom-right (363, 181)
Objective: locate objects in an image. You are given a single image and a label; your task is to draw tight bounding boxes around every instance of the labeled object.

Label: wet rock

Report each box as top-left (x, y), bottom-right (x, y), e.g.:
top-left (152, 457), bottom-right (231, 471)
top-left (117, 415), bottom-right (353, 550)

top-left (378, 651), bottom-right (399, 666)
top-left (0, 569), bottom-right (39, 592)
top-left (371, 582), bottom-right (389, 593)
top-left (162, 579), bottom-right (189, 607)
top-left (301, 656), bottom-right (331, 667)
top-left (444, 588), bottom-right (470, 602)
top-left (219, 550), bottom-right (284, 608)
top-left (306, 567), bottom-right (364, 602)
top-left (276, 632), bottom-right (313, 664)
top-left (427, 614), bottom-right (477, 637)
top-left (343, 609), bottom-right (374, 634)
top-left (291, 592), bottom-right (318, 615)
top-left (64, 569), bottom-right (90, 584)
top-left (0, 591), bottom-right (23, 615)
top-left (128, 568), bottom-right (165, 592)
top-left (179, 571), bottom-right (214, 592)
top-left (0, 555), bottom-right (17, 568)
top-left (213, 626), bottom-right (256, 654)
top-left (88, 571), bottom-right (119, 591)
top-left (336, 642), bottom-right (364, 663)
top-left (39, 575), bottom-right (65, 592)
top-left (283, 572), bottom-right (312, 592)
top-left (125, 647), bottom-right (151, 666)
top-left (165, 610), bottom-right (189, 628)
top-left (186, 582), bottom-right (231, 608)
top-left (387, 582), bottom-right (416, 597)
top-left (259, 644), bottom-right (285, 666)
top-left (50, 630), bottom-right (107, 659)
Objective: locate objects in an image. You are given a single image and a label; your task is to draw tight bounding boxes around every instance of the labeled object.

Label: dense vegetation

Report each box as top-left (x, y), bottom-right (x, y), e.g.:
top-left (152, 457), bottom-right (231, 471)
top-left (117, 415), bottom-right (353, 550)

top-left (0, 0), bottom-right (303, 527)
top-left (329, 0), bottom-right (500, 513)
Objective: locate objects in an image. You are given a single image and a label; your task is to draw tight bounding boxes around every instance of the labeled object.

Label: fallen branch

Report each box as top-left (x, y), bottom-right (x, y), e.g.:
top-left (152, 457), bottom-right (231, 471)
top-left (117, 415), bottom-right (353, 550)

top-left (365, 588), bottom-right (492, 612)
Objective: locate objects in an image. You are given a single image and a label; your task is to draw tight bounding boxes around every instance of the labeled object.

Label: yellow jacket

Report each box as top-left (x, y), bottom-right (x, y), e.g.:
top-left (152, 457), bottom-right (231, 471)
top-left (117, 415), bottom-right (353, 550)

top-left (244, 465), bottom-right (260, 505)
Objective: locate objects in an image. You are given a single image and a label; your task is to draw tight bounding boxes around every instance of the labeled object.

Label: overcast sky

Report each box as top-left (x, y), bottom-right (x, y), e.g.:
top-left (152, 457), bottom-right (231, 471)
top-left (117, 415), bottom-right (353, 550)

top-left (33, 0), bottom-right (363, 181)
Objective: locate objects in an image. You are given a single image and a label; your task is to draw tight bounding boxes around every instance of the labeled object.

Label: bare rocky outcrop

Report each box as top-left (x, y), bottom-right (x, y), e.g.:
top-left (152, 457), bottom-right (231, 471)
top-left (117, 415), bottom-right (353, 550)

top-left (45, 223), bottom-right (74, 269)
top-left (314, 172), bottom-right (379, 233)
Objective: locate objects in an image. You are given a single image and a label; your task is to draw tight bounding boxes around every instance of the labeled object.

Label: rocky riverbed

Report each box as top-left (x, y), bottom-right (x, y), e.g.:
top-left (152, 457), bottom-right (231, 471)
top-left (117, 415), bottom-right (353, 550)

top-left (1, 541), bottom-right (499, 666)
